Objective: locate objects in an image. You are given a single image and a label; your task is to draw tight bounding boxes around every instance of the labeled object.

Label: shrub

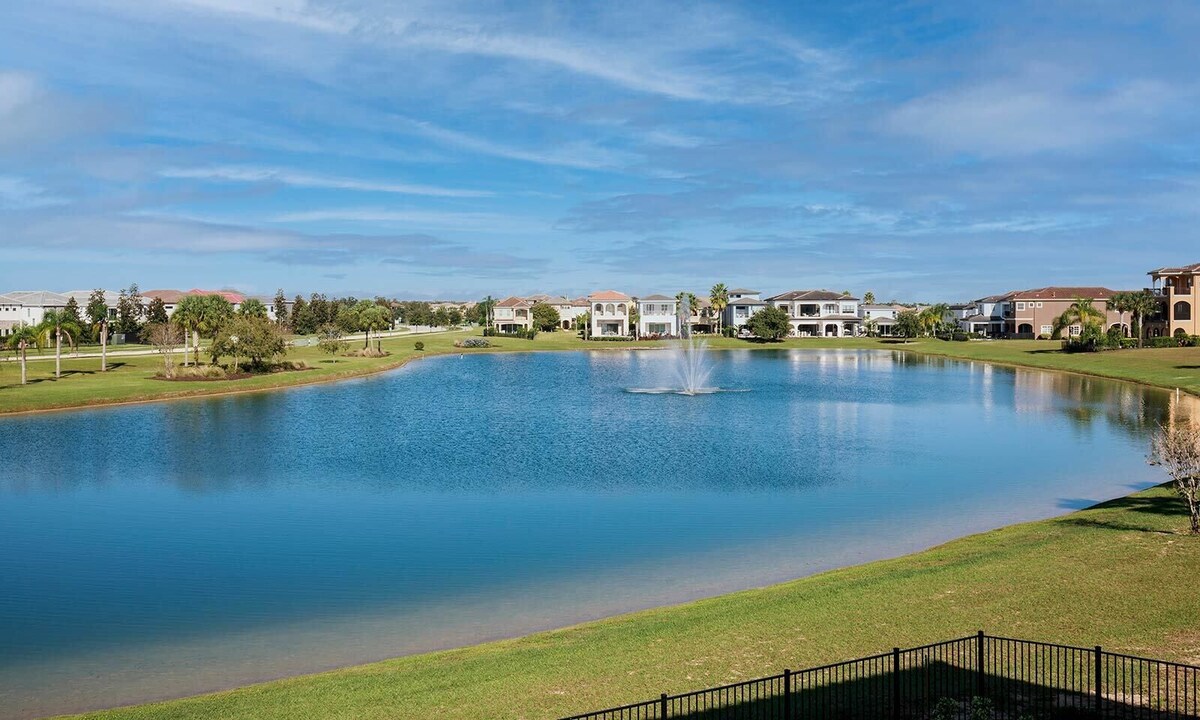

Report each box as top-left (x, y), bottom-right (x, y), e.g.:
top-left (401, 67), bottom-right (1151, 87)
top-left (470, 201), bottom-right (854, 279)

top-left (167, 365), bottom-right (228, 380)
top-left (483, 327), bottom-right (538, 339)
top-left (951, 331), bottom-right (970, 342)
top-left (454, 338), bottom-right (490, 348)
top-left (587, 335), bottom-right (634, 342)
top-left (414, 341), bottom-right (425, 351)
top-left (722, 326), bottom-right (737, 338)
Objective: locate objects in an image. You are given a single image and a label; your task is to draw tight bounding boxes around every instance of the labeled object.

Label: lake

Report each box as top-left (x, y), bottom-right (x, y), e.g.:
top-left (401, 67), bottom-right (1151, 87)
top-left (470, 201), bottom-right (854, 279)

top-left (0, 349), bottom-right (1181, 718)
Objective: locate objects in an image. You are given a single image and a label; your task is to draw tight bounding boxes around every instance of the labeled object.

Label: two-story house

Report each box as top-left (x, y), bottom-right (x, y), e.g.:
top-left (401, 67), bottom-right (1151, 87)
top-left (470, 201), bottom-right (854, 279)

top-left (0, 293), bottom-right (21, 337)
top-left (527, 294), bottom-right (589, 330)
top-left (636, 295), bottom-right (679, 338)
top-left (859, 304), bottom-right (907, 336)
top-left (765, 290), bottom-right (861, 337)
top-left (1, 291), bottom-right (69, 330)
top-left (722, 288), bottom-right (766, 332)
top-left (491, 296), bottom-right (534, 333)
top-left (589, 290), bottom-right (631, 337)
top-left (1005, 287), bottom-right (1125, 339)
top-left (1149, 262), bottom-right (1200, 337)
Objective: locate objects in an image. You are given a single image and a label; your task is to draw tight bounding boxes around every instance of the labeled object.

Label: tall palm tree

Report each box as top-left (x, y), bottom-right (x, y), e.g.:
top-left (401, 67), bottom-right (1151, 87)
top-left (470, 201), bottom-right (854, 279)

top-left (5, 323), bottom-right (41, 385)
top-left (709, 283), bottom-right (728, 335)
top-left (93, 316), bottom-right (109, 372)
top-left (1113, 289), bottom-right (1160, 348)
top-left (172, 295), bottom-right (206, 366)
top-left (36, 309), bottom-right (82, 379)
top-left (1051, 297), bottom-right (1106, 339)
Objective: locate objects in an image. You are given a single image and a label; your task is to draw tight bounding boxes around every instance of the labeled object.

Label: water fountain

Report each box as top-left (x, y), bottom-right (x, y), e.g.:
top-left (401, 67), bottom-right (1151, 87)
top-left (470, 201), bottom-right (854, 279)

top-left (626, 303), bottom-right (733, 395)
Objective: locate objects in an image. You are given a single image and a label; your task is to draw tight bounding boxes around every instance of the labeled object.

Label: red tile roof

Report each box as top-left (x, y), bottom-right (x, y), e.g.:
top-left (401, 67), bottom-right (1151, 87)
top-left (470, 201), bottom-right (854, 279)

top-left (588, 290), bottom-right (631, 301)
top-left (1149, 262), bottom-right (1200, 275)
top-left (494, 295), bottom-right (532, 308)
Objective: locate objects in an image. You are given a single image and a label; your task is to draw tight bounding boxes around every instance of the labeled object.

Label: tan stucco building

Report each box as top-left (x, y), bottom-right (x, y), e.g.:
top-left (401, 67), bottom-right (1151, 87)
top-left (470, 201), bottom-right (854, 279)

top-left (1149, 262), bottom-right (1199, 337)
top-left (1005, 287), bottom-right (1128, 339)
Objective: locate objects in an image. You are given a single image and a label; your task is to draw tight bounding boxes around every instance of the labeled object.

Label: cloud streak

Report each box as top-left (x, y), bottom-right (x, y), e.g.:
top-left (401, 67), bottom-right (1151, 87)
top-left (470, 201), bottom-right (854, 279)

top-left (160, 165), bottom-right (493, 197)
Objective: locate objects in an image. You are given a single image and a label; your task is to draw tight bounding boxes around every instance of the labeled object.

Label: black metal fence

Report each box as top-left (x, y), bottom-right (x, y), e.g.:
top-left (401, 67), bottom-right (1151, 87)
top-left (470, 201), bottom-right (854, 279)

top-left (559, 632), bottom-right (1200, 719)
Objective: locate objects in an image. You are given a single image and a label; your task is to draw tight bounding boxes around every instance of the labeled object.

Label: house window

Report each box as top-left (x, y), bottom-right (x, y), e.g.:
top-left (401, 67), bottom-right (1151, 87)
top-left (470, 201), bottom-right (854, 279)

top-left (1041, 325), bottom-right (1053, 335)
top-left (1016, 302), bottom-right (1026, 311)
top-left (1036, 302), bottom-right (1043, 308)
top-left (1175, 301), bottom-right (1192, 321)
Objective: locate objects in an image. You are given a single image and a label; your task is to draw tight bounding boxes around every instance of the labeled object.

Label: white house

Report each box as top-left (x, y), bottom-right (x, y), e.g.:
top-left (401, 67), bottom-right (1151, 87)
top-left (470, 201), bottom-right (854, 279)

top-left (0, 293), bottom-right (22, 337)
top-left (722, 288), bottom-right (766, 331)
top-left (859, 304), bottom-right (907, 336)
top-left (0, 291), bottom-right (69, 331)
top-left (765, 290), bottom-right (861, 337)
top-left (588, 290), bottom-right (631, 337)
top-left (636, 295), bottom-right (679, 338)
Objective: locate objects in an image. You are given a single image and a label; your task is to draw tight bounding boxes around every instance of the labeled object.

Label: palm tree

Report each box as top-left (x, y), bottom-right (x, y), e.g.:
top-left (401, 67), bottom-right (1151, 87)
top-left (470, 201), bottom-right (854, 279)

top-left (1110, 289), bottom-right (1160, 348)
top-left (93, 316), bottom-right (109, 372)
top-left (919, 303), bottom-right (950, 337)
top-left (5, 323), bottom-right (41, 385)
top-left (172, 295), bottom-right (205, 365)
top-left (863, 291), bottom-right (876, 305)
top-left (1051, 297), bottom-right (1105, 339)
top-left (36, 309), bottom-right (82, 379)
top-left (709, 283), bottom-right (728, 335)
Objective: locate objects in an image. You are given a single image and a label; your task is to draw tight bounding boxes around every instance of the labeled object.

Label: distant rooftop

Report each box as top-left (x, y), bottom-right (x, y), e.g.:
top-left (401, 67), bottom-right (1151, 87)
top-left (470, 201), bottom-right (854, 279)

top-left (766, 290), bottom-right (859, 302)
top-left (639, 294), bottom-right (676, 302)
top-left (588, 290), bottom-right (630, 301)
top-left (1149, 262), bottom-right (1200, 275)
top-left (1011, 286), bottom-right (1117, 300)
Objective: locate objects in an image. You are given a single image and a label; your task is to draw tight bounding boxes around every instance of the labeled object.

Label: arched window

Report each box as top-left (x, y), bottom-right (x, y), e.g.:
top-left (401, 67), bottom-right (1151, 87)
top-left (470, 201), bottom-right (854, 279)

top-left (1174, 301), bottom-right (1191, 321)
top-left (594, 303), bottom-right (603, 313)
top-left (606, 303), bottom-right (615, 314)
top-left (1018, 323), bottom-right (1033, 334)
top-left (617, 303), bottom-right (626, 314)
top-left (1175, 328), bottom-right (1188, 338)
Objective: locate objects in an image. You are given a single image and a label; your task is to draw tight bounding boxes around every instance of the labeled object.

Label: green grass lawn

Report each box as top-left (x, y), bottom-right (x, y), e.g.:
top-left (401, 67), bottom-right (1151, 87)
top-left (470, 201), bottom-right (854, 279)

top-left (61, 484), bottom-right (1200, 720)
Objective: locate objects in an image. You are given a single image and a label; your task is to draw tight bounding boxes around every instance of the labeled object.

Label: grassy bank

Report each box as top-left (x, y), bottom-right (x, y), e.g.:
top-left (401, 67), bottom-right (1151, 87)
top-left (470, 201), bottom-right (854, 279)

top-left (4, 330), bottom-right (1197, 415)
top-left (63, 484), bottom-right (1200, 720)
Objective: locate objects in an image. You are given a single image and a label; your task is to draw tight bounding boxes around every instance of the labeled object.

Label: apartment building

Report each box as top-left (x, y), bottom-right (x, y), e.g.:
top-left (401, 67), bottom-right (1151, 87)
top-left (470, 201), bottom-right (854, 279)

top-left (765, 290), bottom-right (861, 337)
top-left (1005, 287), bottom-right (1125, 338)
top-left (1149, 262), bottom-right (1200, 337)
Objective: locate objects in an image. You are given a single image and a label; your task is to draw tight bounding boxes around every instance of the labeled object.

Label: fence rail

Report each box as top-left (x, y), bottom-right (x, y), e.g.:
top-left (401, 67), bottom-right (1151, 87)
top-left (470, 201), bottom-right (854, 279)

top-left (559, 632), bottom-right (1200, 719)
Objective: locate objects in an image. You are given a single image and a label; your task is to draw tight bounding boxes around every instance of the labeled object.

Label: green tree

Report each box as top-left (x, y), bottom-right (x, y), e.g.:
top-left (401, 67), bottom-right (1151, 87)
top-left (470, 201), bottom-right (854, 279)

top-left (309, 294), bottom-right (330, 327)
top-left (863, 291), bottom-right (876, 305)
top-left (895, 309), bottom-right (922, 341)
top-left (317, 325), bottom-right (348, 358)
top-left (1051, 297), bottom-right (1105, 339)
top-left (5, 323), bottom-right (41, 385)
top-left (290, 295), bottom-right (316, 335)
top-left (115, 284), bottom-right (144, 338)
top-left (919, 303), bottom-right (950, 337)
top-left (747, 305), bottom-right (791, 341)
top-left (36, 309), bottom-right (82, 379)
top-left (209, 316), bottom-right (287, 371)
top-left (145, 297), bottom-right (170, 325)
top-left (273, 289), bottom-right (290, 328)
top-left (447, 307), bottom-right (464, 326)
top-left (238, 298), bottom-right (269, 319)
top-left (63, 296), bottom-right (82, 325)
top-left (709, 283), bottom-right (728, 335)
top-left (863, 317), bottom-right (879, 337)
top-left (353, 300), bottom-right (392, 349)
top-left (432, 307), bottom-right (450, 327)
top-left (86, 289), bottom-right (110, 371)
top-left (172, 295), bottom-right (206, 366)
top-left (576, 310), bottom-right (591, 338)
top-left (1110, 289), bottom-right (1159, 348)
top-left (531, 302), bottom-right (561, 331)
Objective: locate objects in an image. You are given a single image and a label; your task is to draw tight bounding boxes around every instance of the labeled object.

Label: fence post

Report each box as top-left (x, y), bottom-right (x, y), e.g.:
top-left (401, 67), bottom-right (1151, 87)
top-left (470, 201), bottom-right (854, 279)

top-left (976, 631), bottom-right (985, 699)
top-left (1094, 646), bottom-right (1103, 715)
top-left (660, 692), bottom-right (668, 719)
top-left (783, 668), bottom-right (792, 720)
top-left (892, 647), bottom-right (901, 720)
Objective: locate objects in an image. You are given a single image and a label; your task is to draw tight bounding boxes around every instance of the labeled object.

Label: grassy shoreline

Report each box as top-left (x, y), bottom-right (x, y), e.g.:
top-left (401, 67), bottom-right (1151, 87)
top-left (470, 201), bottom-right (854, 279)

top-left (59, 484), bottom-right (1200, 720)
top-left (2, 331), bottom-right (1198, 416)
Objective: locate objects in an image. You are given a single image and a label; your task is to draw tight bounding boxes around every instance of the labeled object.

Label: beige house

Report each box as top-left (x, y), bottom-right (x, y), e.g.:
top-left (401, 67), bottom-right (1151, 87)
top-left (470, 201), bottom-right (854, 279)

top-left (527, 294), bottom-right (589, 330)
top-left (588, 290), bottom-right (631, 337)
top-left (765, 290), bottom-right (861, 337)
top-left (1149, 262), bottom-right (1200, 337)
top-left (491, 296), bottom-right (533, 333)
top-left (1005, 287), bottom-right (1127, 338)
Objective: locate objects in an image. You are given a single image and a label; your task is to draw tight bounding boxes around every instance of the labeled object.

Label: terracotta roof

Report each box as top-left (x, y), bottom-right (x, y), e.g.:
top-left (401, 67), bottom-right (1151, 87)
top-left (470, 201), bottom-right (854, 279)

top-left (765, 290), bottom-right (859, 302)
top-left (494, 295), bottom-right (532, 308)
top-left (571, 297), bottom-right (590, 306)
top-left (588, 290), bottom-right (630, 301)
top-left (975, 293), bottom-right (1015, 303)
top-left (143, 289), bottom-right (186, 303)
top-left (639, 294), bottom-right (676, 302)
top-left (1010, 287), bottom-right (1117, 300)
top-left (1149, 262), bottom-right (1200, 275)
top-left (188, 289), bottom-right (246, 304)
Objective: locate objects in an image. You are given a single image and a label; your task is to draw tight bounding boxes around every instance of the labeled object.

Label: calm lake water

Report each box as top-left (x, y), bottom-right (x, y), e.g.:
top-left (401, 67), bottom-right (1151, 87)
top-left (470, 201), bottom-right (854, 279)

top-left (0, 349), bottom-right (1183, 718)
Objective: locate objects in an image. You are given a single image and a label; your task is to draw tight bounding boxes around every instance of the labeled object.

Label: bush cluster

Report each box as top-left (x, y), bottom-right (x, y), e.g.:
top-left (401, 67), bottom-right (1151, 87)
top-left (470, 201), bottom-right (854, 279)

top-left (482, 327), bottom-right (538, 340)
top-left (587, 335), bottom-right (635, 342)
top-left (455, 338), bottom-right (490, 348)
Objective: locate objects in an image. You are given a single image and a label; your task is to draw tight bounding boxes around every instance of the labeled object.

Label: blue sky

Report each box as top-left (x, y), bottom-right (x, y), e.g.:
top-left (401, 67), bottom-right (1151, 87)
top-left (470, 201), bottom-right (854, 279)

top-left (1, 1), bottom-right (1197, 301)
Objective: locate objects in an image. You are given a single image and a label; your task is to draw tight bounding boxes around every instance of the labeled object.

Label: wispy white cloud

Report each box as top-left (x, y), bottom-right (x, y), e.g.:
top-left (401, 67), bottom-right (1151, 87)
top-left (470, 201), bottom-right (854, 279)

top-left (393, 117), bottom-right (635, 170)
top-left (0, 175), bottom-right (65, 209)
top-left (271, 207), bottom-right (549, 233)
top-left (159, 165), bottom-right (493, 197)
